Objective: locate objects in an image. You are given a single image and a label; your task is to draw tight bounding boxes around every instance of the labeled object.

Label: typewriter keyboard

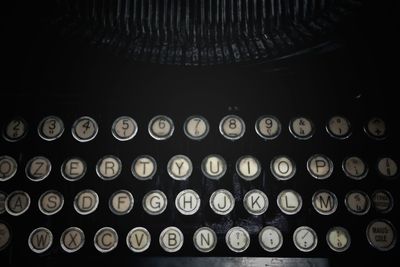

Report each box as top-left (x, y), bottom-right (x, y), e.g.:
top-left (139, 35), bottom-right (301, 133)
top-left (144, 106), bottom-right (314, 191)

top-left (0, 112), bottom-right (398, 263)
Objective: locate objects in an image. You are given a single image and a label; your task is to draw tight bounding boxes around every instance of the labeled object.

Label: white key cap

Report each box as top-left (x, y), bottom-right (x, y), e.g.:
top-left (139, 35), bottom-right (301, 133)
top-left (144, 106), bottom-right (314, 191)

top-left (96, 155), bottom-right (122, 180)
top-left (131, 155), bottom-right (157, 180)
top-left (111, 116), bottom-right (138, 141)
top-left (307, 154), bottom-right (333, 180)
top-left (167, 155), bottom-right (193, 180)
top-left (270, 155), bottom-right (296, 180)
top-left (366, 220), bottom-right (396, 251)
top-left (142, 190), bottom-right (167, 215)
top-left (61, 157), bottom-right (86, 181)
top-left (126, 227), bottom-right (151, 252)
top-left (5, 190), bottom-right (30, 216)
top-left (175, 189), bottom-right (200, 215)
top-left (258, 226), bottom-right (283, 252)
top-left (255, 115), bottom-right (281, 140)
top-left (243, 189), bottom-right (269, 216)
top-left (0, 191), bottom-right (6, 214)
top-left (109, 190), bottom-right (134, 215)
top-left (342, 156), bottom-right (368, 180)
top-left (326, 226), bottom-right (351, 252)
top-left (209, 189), bottom-right (235, 215)
top-left (25, 156), bottom-right (52, 182)
top-left (326, 116), bottom-right (351, 139)
top-left (184, 115), bottom-right (210, 140)
top-left (372, 190), bottom-right (394, 213)
top-left (377, 157), bottom-right (398, 178)
top-left (73, 189), bottom-right (99, 215)
top-left (71, 116), bottom-right (98, 142)
top-left (225, 227), bottom-right (250, 253)
top-left (148, 115), bottom-right (174, 140)
top-left (28, 227), bottom-right (53, 253)
top-left (159, 226), bottom-right (184, 252)
top-left (365, 117), bottom-right (386, 140)
top-left (289, 117), bottom-right (314, 140)
top-left (60, 227), bottom-right (85, 253)
top-left (0, 155), bottom-right (18, 182)
top-left (94, 227), bottom-right (118, 253)
top-left (293, 226), bottom-right (318, 252)
top-left (201, 154), bottom-right (227, 180)
top-left (236, 155), bottom-right (261, 181)
top-left (3, 118), bottom-right (27, 142)
top-left (38, 190), bottom-right (64, 215)
top-left (344, 190), bottom-right (370, 215)
top-left (38, 115), bottom-right (64, 141)
top-left (0, 222), bottom-right (11, 251)
top-left (219, 115), bottom-right (246, 141)
top-left (277, 189), bottom-right (302, 215)
top-left (312, 190), bottom-right (338, 215)
top-left (193, 227), bottom-right (217, 253)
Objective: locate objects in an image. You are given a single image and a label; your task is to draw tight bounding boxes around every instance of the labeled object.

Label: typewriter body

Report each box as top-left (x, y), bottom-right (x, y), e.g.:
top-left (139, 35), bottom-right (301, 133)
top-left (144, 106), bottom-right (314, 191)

top-left (0, 1), bottom-right (398, 266)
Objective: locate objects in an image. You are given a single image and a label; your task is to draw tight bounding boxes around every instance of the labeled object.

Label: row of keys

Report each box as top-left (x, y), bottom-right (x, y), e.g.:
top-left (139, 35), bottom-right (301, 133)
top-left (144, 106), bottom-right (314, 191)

top-left (1, 115), bottom-right (388, 142)
top-left (0, 220), bottom-right (396, 253)
top-left (1, 154), bottom-right (398, 182)
top-left (1, 188), bottom-right (393, 217)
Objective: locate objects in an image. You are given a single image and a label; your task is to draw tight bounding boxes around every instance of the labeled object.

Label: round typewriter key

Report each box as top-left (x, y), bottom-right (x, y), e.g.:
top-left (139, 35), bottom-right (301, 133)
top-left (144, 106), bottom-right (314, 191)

top-left (312, 190), bottom-right (338, 215)
top-left (111, 116), bottom-right (138, 141)
top-left (142, 190), bottom-right (167, 215)
top-left (326, 116), bottom-right (351, 139)
top-left (365, 117), bottom-right (387, 140)
top-left (109, 190), bottom-right (134, 215)
top-left (236, 155), bottom-right (261, 181)
top-left (167, 155), bottom-right (193, 181)
top-left (148, 115), bottom-right (174, 140)
top-left (126, 227), bottom-right (151, 253)
top-left (38, 115), bottom-right (64, 141)
top-left (0, 221), bottom-right (11, 251)
top-left (25, 156), bottom-right (52, 182)
top-left (28, 227), bottom-right (53, 253)
top-left (344, 190), bottom-right (370, 215)
top-left (293, 226), bottom-right (318, 252)
top-left (131, 155), bottom-right (157, 180)
top-left (209, 189), bottom-right (235, 215)
top-left (3, 117), bottom-right (27, 142)
top-left (38, 190), bottom-right (64, 215)
top-left (270, 155), bottom-right (296, 181)
top-left (277, 189), bottom-right (302, 215)
top-left (175, 189), bottom-right (200, 215)
top-left (289, 117), bottom-right (314, 140)
top-left (96, 155), bottom-right (122, 180)
top-left (184, 115), bottom-right (210, 140)
top-left (5, 190), bottom-right (30, 216)
top-left (259, 226), bottom-right (283, 252)
top-left (225, 227), bottom-right (250, 253)
top-left (159, 226), bottom-right (184, 253)
top-left (0, 155), bottom-right (17, 182)
top-left (307, 154), bottom-right (333, 180)
top-left (377, 157), bottom-right (398, 178)
top-left (201, 154), bottom-right (227, 180)
top-left (0, 191), bottom-right (6, 214)
top-left (372, 190), bottom-right (393, 213)
top-left (243, 189), bottom-right (269, 216)
top-left (193, 227), bottom-right (217, 253)
top-left (326, 227), bottom-right (351, 252)
top-left (74, 189), bottom-right (99, 215)
top-left (94, 227), bottom-right (118, 253)
top-left (219, 115), bottom-right (246, 141)
top-left (342, 156), bottom-right (368, 180)
top-left (71, 116), bottom-right (98, 142)
top-left (366, 219), bottom-right (396, 251)
top-left (61, 157), bottom-right (86, 181)
top-left (255, 115), bottom-right (281, 140)
top-left (60, 227), bottom-right (85, 253)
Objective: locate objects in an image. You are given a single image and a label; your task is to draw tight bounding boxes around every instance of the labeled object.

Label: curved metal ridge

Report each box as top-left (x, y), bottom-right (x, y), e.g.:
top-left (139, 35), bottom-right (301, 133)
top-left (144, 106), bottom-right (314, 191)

top-left (57, 0), bottom-right (361, 65)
